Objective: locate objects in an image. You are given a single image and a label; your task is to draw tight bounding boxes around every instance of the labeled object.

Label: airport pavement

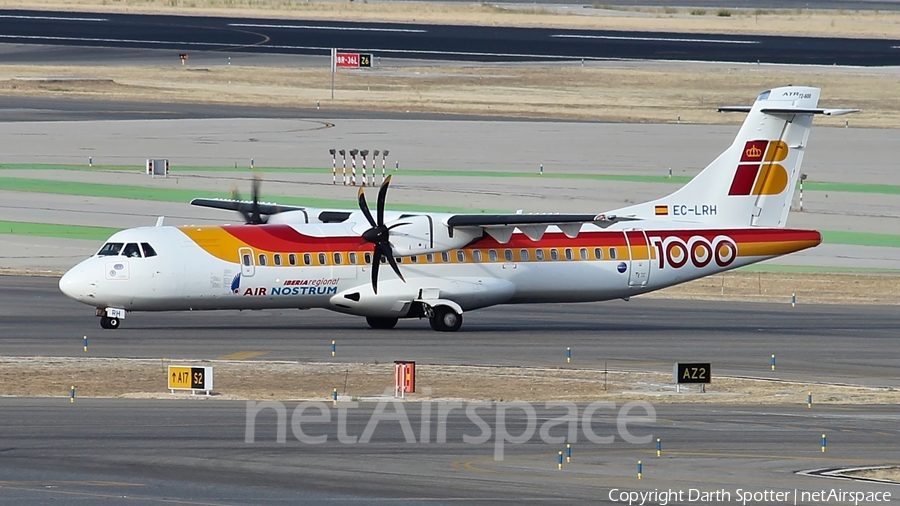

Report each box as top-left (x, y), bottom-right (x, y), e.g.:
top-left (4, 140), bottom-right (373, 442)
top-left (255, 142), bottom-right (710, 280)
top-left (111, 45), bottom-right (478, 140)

top-left (1, 116), bottom-right (898, 271)
top-left (0, 397), bottom-right (896, 505)
top-left (3, 275), bottom-right (899, 388)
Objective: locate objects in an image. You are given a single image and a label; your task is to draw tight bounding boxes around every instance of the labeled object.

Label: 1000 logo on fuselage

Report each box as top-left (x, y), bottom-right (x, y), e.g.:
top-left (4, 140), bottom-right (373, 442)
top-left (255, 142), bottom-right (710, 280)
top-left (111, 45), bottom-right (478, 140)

top-left (650, 235), bottom-right (737, 270)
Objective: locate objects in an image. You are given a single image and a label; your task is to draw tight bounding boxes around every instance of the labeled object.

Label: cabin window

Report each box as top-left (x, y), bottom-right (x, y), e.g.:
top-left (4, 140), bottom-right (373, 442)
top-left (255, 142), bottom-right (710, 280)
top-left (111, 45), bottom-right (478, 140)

top-left (535, 249), bottom-right (545, 261)
top-left (426, 253), bottom-right (434, 263)
top-left (565, 248), bottom-right (574, 261)
top-left (504, 249), bottom-right (514, 262)
top-left (441, 251), bottom-right (450, 263)
top-left (457, 250), bottom-right (466, 262)
top-left (579, 248), bottom-right (588, 260)
top-left (141, 243), bottom-right (157, 258)
top-left (242, 254), bottom-right (252, 266)
top-left (395, 257), bottom-right (403, 264)
top-left (594, 247), bottom-right (603, 260)
top-left (258, 254), bottom-right (268, 266)
top-left (410, 255), bottom-right (418, 263)
top-left (97, 242), bottom-right (123, 256)
top-left (288, 253), bottom-right (297, 266)
top-left (550, 248), bottom-right (559, 261)
top-left (303, 253), bottom-right (312, 265)
top-left (274, 254), bottom-right (282, 266)
top-left (364, 252), bottom-right (372, 263)
top-left (520, 249), bottom-right (529, 262)
top-left (318, 253), bottom-right (327, 265)
top-left (488, 250), bottom-right (498, 262)
top-left (609, 248), bottom-right (618, 260)
top-left (333, 252), bottom-right (343, 265)
top-left (349, 252), bottom-right (358, 264)
top-left (122, 243), bottom-right (141, 258)
top-left (473, 250), bottom-right (483, 262)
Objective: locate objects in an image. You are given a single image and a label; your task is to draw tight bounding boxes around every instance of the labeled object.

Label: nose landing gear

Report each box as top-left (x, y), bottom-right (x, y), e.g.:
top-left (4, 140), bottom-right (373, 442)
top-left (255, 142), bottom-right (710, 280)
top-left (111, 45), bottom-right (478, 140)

top-left (100, 316), bottom-right (120, 329)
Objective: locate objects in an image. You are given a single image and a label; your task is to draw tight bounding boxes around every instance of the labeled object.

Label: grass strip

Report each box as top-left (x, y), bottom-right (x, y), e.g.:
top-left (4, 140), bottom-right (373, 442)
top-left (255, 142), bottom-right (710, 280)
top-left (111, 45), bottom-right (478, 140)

top-left (821, 230), bottom-right (900, 248)
top-left (4, 164), bottom-right (900, 196)
top-left (0, 176), bottom-right (497, 213)
top-left (0, 220), bottom-right (119, 241)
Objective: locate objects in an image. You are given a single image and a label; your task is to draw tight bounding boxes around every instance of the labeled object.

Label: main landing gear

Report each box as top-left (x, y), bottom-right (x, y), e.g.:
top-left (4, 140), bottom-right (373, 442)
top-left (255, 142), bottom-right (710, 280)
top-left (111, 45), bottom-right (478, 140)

top-left (429, 306), bottom-right (462, 332)
top-left (365, 305), bottom-right (463, 332)
top-left (100, 316), bottom-right (120, 329)
top-left (366, 316), bottom-right (399, 329)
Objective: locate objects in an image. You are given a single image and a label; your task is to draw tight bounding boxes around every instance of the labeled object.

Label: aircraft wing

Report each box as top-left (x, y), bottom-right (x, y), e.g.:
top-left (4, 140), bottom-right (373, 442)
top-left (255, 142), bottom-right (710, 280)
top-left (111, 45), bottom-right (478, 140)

top-left (445, 213), bottom-right (637, 242)
top-left (190, 198), bottom-right (305, 216)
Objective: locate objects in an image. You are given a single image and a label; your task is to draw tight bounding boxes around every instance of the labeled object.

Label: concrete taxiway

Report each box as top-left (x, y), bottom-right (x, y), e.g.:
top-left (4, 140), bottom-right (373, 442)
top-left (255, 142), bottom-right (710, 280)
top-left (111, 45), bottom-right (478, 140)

top-left (0, 398), bottom-right (896, 505)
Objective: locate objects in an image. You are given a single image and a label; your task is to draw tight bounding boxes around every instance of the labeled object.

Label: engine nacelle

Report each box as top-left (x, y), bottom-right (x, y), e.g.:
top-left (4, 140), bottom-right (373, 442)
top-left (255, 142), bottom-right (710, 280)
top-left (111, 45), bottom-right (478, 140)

top-left (353, 214), bottom-right (481, 256)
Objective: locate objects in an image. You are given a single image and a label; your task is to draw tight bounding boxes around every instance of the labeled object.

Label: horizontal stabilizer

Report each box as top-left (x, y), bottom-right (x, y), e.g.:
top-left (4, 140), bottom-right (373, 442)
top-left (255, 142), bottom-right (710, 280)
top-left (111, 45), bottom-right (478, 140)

top-left (719, 106), bottom-right (859, 116)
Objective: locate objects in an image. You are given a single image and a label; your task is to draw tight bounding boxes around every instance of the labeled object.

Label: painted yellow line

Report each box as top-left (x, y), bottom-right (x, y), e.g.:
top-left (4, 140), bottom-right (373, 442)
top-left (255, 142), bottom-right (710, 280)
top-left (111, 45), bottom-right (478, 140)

top-left (219, 351), bottom-right (268, 360)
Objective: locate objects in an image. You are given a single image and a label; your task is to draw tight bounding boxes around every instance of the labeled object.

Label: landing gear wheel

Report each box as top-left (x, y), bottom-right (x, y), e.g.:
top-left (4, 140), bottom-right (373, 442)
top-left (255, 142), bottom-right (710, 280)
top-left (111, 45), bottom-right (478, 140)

top-left (366, 316), bottom-right (399, 329)
top-left (100, 316), bottom-right (120, 330)
top-left (429, 306), bottom-right (462, 332)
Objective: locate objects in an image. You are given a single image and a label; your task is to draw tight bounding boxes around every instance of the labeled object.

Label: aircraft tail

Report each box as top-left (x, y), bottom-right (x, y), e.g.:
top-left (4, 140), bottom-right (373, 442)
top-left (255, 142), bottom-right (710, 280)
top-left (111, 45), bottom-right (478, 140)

top-left (611, 86), bottom-right (856, 228)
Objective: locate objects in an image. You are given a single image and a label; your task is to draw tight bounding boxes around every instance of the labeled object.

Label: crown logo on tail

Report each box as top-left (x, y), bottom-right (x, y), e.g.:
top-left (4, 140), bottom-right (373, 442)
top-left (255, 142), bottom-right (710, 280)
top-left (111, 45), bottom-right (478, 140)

top-left (745, 145), bottom-right (762, 158)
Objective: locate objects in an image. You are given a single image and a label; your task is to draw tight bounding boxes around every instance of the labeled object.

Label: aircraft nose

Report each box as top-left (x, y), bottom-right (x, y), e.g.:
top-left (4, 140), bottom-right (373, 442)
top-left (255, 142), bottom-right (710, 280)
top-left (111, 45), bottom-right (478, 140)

top-left (59, 266), bottom-right (96, 302)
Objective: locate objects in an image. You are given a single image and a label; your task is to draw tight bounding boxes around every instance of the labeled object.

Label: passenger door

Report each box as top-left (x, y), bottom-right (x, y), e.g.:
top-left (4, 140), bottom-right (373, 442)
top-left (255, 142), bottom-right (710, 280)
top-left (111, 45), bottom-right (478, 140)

top-left (239, 247), bottom-right (255, 277)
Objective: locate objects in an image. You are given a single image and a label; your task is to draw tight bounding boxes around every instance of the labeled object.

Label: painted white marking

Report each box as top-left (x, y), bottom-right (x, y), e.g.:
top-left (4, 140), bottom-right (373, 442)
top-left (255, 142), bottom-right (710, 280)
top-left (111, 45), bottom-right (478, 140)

top-left (0, 14), bottom-right (107, 22)
top-left (551, 34), bottom-right (758, 45)
top-left (229, 23), bottom-right (426, 33)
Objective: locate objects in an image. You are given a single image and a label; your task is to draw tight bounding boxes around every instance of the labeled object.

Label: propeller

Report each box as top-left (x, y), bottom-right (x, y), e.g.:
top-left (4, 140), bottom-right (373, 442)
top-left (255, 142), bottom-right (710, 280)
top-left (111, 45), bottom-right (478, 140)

top-left (358, 175), bottom-right (407, 294)
top-left (231, 173), bottom-right (266, 225)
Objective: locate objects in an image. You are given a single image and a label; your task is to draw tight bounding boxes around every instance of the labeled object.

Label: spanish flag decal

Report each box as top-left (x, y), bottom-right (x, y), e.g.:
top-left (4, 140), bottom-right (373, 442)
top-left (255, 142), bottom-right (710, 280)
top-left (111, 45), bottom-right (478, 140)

top-left (654, 205), bottom-right (668, 216)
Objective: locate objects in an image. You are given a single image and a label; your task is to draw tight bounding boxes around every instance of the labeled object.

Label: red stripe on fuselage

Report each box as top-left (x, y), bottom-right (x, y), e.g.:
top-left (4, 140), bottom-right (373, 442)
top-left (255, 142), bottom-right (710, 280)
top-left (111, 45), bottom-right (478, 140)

top-left (218, 224), bottom-right (820, 253)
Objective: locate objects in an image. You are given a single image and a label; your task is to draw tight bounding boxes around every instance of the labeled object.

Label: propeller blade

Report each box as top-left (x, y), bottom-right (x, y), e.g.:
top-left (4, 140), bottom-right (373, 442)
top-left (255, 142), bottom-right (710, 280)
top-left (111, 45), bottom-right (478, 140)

top-left (370, 245), bottom-right (381, 294)
top-left (358, 188), bottom-right (376, 228)
top-left (382, 243), bottom-right (405, 283)
top-left (376, 175), bottom-right (391, 226)
top-left (387, 222), bottom-right (410, 230)
top-left (250, 173), bottom-right (262, 224)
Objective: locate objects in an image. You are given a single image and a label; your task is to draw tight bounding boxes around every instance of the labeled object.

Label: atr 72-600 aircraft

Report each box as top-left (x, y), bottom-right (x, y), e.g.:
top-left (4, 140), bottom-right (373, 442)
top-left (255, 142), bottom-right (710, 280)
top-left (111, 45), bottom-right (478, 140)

top-left (59, 86), bottom-right (855, 331)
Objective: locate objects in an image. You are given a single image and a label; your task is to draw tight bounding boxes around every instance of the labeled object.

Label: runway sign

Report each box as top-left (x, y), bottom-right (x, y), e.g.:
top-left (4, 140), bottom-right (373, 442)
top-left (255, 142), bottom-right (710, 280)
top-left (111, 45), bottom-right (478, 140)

top-left (168, 366), bottom-right (213, 392)
top-left (335, 52), bottom-right (373, 69)
top-left (336, 52), bottom-right (360, 68)
top-left (673, 362), bottom-right (711, 384)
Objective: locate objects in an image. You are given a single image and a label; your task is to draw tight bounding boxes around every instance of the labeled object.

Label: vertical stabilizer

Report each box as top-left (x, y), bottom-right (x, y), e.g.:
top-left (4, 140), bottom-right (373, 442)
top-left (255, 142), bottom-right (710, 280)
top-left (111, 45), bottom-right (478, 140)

top-left (610, 86), bottom-right (854, 228)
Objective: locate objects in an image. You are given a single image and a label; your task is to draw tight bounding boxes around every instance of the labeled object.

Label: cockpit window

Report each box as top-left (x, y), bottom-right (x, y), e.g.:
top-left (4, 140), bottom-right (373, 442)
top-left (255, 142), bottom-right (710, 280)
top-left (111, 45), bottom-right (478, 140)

top-left (141, 243), bottom-right (157, 258)
top-left (97, 242), bottom-right (124, 256)
top-left (122, 243), bottom-right (142, 258)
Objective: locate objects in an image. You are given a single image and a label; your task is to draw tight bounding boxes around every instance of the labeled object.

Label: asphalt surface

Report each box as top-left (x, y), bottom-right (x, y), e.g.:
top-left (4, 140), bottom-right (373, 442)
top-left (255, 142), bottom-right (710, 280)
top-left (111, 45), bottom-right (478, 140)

top-left (0, 398), bottom-right (897, 505)
top-left (4, 276), bottom-right (899, 387)
top-left (1, 9), bottom-right (900, 65)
